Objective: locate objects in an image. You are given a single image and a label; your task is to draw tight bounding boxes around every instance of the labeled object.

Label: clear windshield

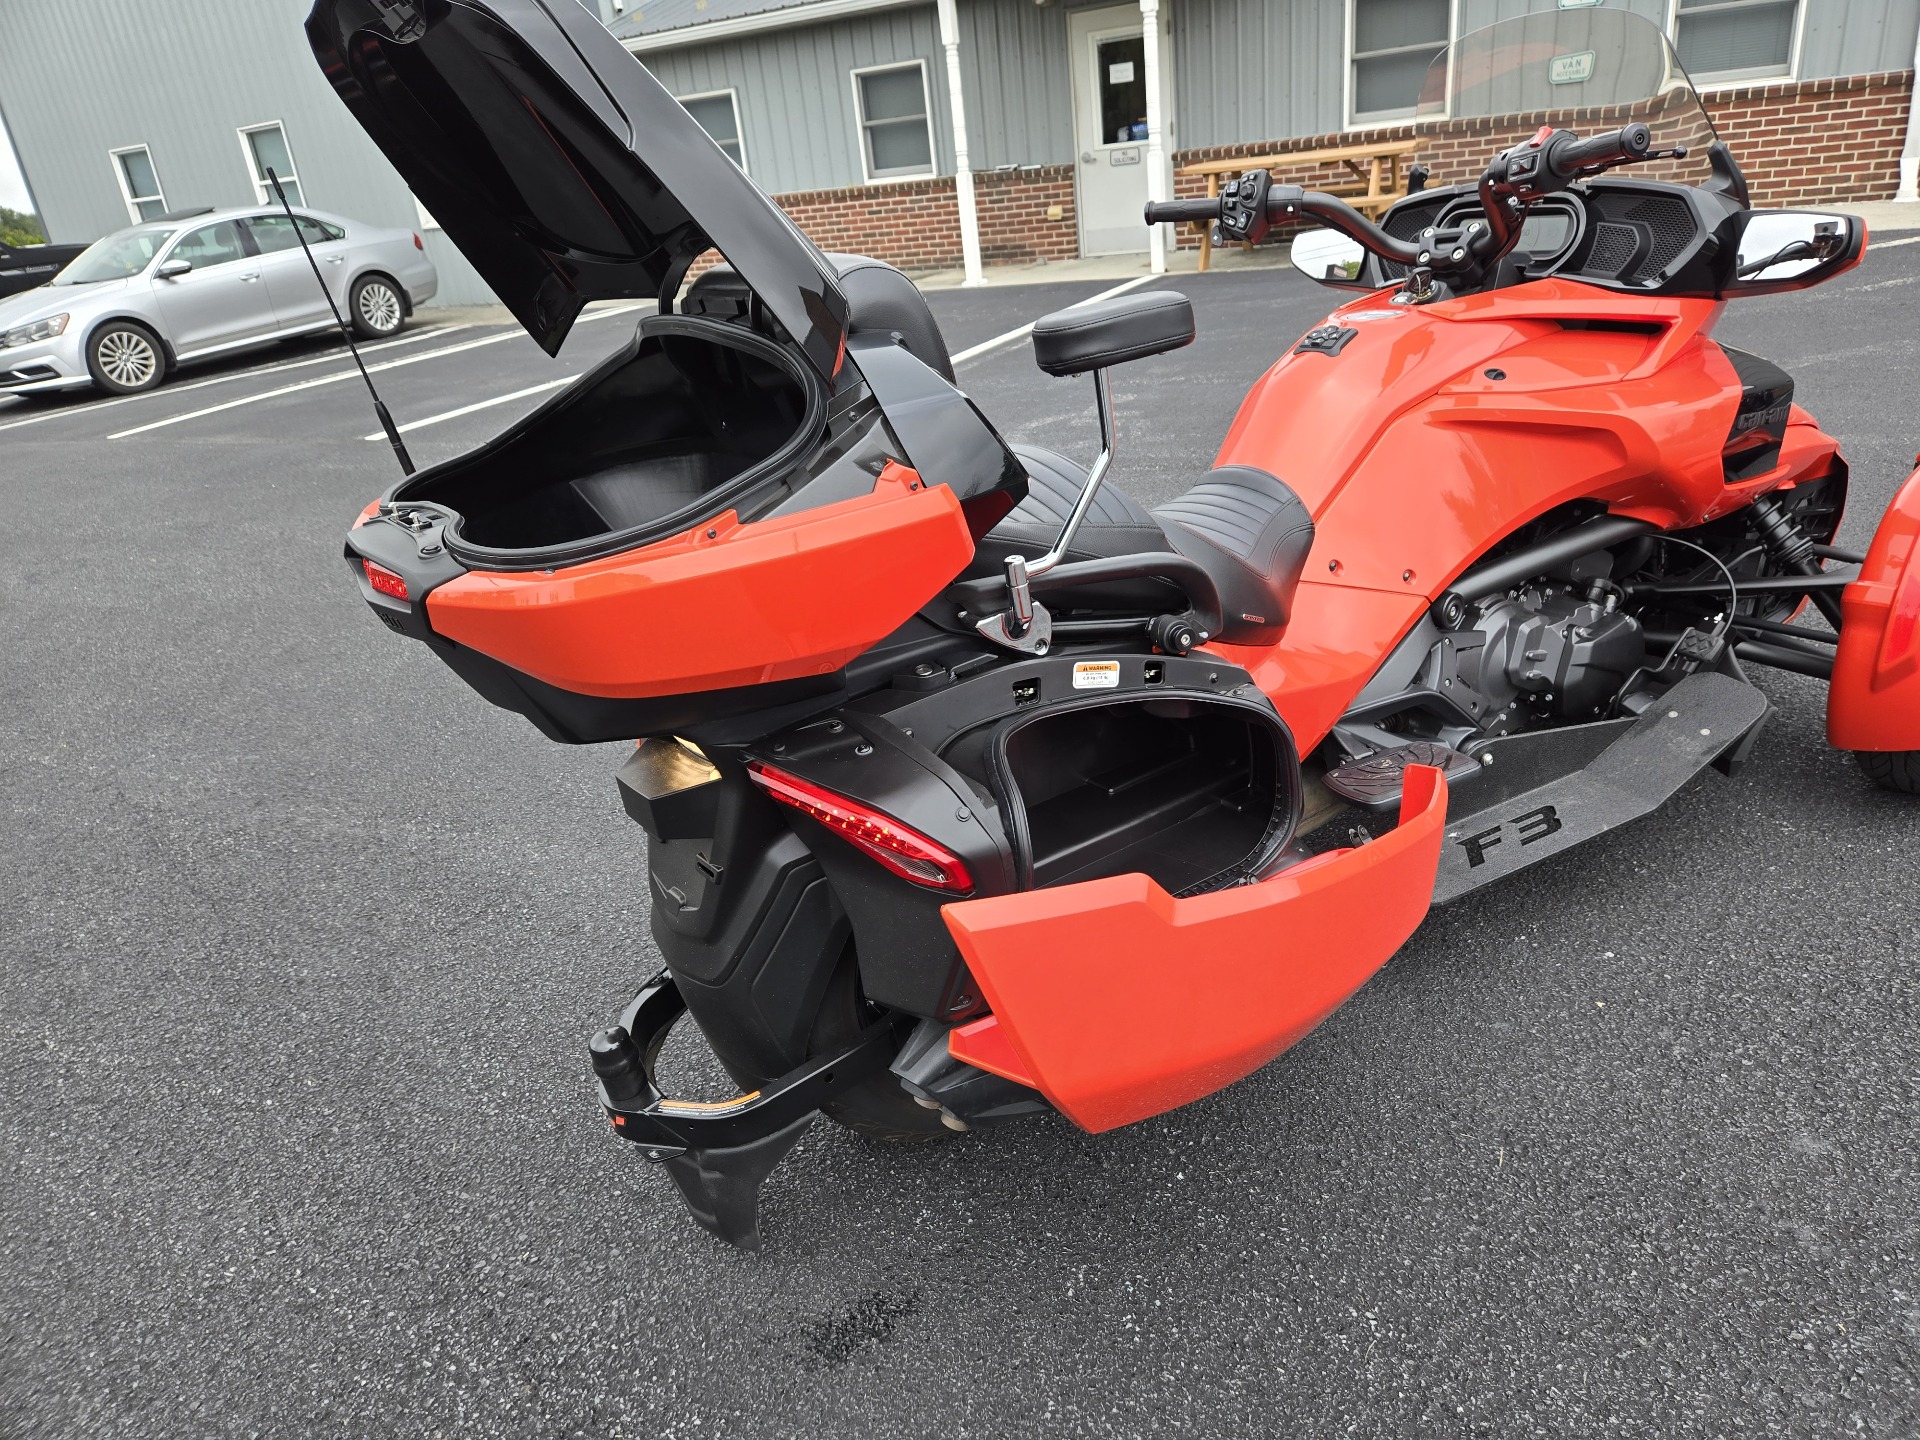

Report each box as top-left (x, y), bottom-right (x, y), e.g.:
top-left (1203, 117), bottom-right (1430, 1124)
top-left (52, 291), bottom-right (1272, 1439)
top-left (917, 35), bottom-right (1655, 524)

top-left (1416, 11), bottom-right (1720, 190)
top-left (53, 226), bottom-right (178, 284)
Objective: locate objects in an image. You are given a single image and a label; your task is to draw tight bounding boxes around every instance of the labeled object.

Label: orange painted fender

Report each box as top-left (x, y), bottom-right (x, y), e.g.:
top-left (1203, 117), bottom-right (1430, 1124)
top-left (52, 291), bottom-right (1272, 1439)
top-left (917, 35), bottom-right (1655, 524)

top-left (944, 768), bottom-right (1448, 1133)
top-left (1829, 465), bottom-right (1920, 752)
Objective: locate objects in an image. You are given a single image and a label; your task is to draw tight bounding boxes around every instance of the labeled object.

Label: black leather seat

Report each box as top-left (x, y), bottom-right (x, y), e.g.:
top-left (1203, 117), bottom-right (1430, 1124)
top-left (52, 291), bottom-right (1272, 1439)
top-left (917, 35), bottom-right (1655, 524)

top-left (979, 447), bottom-right (1315, 644)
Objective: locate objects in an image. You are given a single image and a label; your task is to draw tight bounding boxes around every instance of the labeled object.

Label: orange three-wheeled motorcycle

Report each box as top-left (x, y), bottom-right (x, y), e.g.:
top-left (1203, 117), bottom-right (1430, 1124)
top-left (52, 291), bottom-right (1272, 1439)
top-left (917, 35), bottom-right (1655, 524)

top-left (311, 2), bottom-right (1920, 1245)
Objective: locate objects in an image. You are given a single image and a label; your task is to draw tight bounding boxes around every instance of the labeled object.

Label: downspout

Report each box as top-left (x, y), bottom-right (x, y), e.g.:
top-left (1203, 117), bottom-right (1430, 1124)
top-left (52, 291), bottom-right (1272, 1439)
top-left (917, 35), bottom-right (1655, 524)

top-left (1141, 0), bottom-right (1168, 273)
top-left (1898, 21), bottom-right (1920, 202)
top-left (937, 0), bottom-right (986, 284)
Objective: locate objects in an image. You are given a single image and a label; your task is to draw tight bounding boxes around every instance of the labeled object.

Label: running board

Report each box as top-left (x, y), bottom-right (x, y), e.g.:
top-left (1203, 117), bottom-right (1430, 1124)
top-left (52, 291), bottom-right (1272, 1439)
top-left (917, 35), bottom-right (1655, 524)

top-left (1432, 672), bottom-right (1769, 905)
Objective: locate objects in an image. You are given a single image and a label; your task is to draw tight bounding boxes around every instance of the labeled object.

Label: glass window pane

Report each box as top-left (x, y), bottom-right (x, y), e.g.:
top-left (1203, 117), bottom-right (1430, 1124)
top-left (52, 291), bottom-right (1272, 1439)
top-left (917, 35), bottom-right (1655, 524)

top-left (1355, 46), bottom-right (1444, 114)
top-left (859, 68), bottom-right (927, 124)
top-left (172, 221), bottom-right (247, 268)
top-left (682, 95), bottom-right (738, 145)
top-left (246, 126), bottom-right (295, 183)
top-left (1098, 37), bottom-right (1148, 144)
top-left (296, 216), bottom-right (342, 244)
top-left (246, 216), bottom-right (302, 253)
top-left (1677, 3), bottom-right (1795, 76)
top-left (867, 118), bottom-right (932, 175)
top-left (1355, 0), bottom-right (1449, 57)
top-left (118, 149), bottom-right (160, 200)
top-left (133, 198), bottom-right (168, 223)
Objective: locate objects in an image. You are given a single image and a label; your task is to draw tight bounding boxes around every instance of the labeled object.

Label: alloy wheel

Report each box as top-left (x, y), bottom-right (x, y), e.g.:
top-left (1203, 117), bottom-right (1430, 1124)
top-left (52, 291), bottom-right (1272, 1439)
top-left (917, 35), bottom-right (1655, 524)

top-left (358, 282), bottom-right (402, 334)
top-left (97, 329), bottom-right (158, 388)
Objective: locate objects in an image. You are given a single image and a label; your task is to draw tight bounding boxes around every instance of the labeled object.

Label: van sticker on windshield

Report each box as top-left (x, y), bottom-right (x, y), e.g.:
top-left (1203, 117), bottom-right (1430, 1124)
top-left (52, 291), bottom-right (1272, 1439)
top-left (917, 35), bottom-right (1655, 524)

top-left (1550, 52), bottom-right (1596, 85)
top-left (1073, 661), bottom-right (1122, 690)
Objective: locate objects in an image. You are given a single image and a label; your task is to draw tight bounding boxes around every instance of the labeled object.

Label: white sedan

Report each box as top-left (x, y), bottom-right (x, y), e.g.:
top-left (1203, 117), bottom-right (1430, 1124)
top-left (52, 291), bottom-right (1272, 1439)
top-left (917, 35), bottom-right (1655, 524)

top-left (0, 205), bottom-right (439, 396)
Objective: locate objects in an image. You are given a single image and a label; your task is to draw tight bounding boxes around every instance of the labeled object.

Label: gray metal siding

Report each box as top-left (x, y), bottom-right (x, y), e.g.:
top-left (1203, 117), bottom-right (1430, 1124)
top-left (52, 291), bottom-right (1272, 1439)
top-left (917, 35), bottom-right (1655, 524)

top-left (958, 0), bottom-right (1075, 170)
top-left (1797, 0), bottom-right (1920, 80)
top-left (0, 0), bottom-right (495, 304)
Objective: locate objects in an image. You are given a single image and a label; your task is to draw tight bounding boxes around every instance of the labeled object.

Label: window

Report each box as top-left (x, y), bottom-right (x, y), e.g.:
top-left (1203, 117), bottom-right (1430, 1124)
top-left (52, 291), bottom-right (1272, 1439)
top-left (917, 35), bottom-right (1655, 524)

top-left (1097, 36), bottom-right (1149, 146)
top-left (243, 214), bottom-right (344, 254)
top-left (239, 122), bottom-right (303, 206)
top-left (110, 146), bottom-right (167, 223)
top-left (166, 220), bottom-right (248, 270)
top-left (1350, 0), bottom-right (1451, 121)
top-left (678, 90), bottom-right (747, 171)
top-left (853, 62), bottom-right (934, 182)
top-left (1674, 0), bottom-right (1799, 84)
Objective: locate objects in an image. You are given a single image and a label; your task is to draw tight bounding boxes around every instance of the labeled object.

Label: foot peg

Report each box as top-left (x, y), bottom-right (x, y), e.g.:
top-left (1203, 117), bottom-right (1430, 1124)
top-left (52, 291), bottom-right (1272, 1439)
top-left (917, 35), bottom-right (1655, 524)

top-left (592, 974), bottom-right (906, 1250)
top-left (1324, 741), bottom-right (1484, 811)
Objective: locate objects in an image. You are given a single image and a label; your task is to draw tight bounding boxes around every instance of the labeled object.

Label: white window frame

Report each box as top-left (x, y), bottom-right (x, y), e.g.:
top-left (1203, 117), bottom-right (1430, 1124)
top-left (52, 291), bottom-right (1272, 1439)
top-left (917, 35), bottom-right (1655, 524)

top-left (237, 121), bottom-right (302, 206)
top-left (1667, 0), bottom-right (1805, 90)
top-left (851, 59), bottom-right (937, 184)
top-left (109, 145), bottom-right (167, 224)
top-left (676, 87), bottom-right (749, 173)
top-left (1345, 0), bottom-right (1459, 128)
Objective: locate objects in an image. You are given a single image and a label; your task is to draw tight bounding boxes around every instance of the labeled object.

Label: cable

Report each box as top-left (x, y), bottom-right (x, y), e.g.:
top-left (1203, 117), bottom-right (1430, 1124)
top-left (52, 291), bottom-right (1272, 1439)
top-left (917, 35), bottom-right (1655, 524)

top-left (1651, 535), bottom-right (1741, 642)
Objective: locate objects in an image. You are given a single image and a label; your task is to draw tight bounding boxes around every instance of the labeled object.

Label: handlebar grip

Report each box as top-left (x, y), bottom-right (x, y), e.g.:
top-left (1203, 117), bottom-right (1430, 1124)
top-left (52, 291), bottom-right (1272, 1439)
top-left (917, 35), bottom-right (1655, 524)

top-left (1548, 123), bottom-right (1653, 180)
top-left (1144, 198), bottom-right (1221, 224)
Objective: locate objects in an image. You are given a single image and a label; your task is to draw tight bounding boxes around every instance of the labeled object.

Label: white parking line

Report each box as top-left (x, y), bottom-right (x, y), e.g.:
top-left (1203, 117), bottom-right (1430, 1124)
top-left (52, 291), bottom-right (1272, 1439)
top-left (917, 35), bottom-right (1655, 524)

top-left (0, 325), bottom-right (469, 436)
top-left (949, 274), bottom-right (1159, 366)
top-left (365, 376), bottom-right (576, 439)
top-left (108, 304), bottom-right (647, 440)
top-left (1869, 234), bottom-right (1920, 250)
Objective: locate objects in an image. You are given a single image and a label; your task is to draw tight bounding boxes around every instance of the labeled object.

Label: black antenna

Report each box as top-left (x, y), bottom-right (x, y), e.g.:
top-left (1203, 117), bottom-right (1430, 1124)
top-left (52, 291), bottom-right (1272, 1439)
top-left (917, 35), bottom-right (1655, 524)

top-left (266, 167), bottom-right (414, 476)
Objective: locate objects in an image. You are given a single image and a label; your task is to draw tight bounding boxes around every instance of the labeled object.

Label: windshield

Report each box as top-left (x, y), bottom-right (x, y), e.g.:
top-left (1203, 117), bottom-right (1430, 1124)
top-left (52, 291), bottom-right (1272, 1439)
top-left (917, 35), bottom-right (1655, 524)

top-left (53, 226), bottom-right (178, 284)
top-left (1417, 10), bottom-right (1721, 191)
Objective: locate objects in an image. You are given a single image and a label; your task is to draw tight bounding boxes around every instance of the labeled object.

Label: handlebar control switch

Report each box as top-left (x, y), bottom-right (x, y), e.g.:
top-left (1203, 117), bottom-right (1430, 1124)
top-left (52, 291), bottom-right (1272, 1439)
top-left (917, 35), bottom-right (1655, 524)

top-left (1216, 167), bottom-right (1273, 248)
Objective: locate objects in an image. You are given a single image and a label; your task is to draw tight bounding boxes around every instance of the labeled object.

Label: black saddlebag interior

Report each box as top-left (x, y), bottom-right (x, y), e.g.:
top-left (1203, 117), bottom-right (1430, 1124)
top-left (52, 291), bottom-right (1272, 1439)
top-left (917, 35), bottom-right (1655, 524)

top-left (394, 314), bottom-right (824, 563)
top-left (961, 693), bottom-right (1297, 895)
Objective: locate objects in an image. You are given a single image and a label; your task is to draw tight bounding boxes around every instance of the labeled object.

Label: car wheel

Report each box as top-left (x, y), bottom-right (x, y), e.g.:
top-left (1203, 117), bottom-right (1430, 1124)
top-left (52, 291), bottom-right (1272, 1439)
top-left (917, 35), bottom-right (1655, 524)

top-left (86, 322), bottom-right (165, 395)
top-left (350, 275), bottom-right (406, 340)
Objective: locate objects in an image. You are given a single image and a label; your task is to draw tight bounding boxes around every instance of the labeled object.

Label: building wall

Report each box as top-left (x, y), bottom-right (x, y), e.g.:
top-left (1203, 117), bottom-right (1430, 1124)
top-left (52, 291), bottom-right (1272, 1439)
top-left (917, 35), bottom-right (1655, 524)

top-left (0, 0), bottom-right (496, 305)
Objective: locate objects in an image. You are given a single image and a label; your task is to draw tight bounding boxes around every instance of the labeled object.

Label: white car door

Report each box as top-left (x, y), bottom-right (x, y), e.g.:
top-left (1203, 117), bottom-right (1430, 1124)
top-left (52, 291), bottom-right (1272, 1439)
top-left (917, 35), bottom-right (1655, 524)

top-left (244, 214), bottom-right (344, 332)
top-left (150, 220), bottom-right (275, 353)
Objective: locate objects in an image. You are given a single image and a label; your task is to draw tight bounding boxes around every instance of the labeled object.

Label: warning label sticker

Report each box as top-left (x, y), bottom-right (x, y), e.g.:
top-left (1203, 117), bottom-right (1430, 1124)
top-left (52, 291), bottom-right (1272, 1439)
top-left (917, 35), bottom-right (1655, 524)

top-left (1072, 660), bottom-right (1122, 690)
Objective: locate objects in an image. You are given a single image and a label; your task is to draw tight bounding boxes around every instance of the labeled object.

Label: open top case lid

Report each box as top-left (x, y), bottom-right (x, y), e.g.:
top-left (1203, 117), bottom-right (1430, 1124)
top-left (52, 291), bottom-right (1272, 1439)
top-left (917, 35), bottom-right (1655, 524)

top-left (306, 0), bottom-right (849, 373)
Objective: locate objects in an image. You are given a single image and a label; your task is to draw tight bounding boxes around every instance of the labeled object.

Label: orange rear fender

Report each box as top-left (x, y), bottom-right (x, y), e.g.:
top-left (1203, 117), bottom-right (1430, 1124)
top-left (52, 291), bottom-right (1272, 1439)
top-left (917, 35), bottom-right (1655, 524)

top-left (1829, 465), bottom-right (1920, 752)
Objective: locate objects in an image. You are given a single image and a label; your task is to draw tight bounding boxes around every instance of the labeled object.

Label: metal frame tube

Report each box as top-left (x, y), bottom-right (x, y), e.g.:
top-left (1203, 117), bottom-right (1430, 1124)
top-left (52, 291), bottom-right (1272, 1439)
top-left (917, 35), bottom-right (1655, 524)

top-left (1025, 367), bottom-right (1117, 578)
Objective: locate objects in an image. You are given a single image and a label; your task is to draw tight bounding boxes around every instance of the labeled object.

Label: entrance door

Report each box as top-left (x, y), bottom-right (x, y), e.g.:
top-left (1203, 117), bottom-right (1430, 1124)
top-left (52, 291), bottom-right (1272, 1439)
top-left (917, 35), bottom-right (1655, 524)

top-left (1069, 3), bottom-right (1173, 257)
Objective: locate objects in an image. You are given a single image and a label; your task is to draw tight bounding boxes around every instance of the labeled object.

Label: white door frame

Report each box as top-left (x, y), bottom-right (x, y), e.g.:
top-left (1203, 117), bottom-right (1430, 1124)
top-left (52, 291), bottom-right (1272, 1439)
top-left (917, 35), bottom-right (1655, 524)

top-left (1068, 3), bottom-right (1176, 258)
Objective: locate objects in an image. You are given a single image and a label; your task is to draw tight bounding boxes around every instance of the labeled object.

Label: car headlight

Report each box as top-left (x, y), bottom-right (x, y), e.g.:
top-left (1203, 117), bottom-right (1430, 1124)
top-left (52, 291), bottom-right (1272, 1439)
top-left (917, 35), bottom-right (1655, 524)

top-left (0, 314), bottom-right (69, 349)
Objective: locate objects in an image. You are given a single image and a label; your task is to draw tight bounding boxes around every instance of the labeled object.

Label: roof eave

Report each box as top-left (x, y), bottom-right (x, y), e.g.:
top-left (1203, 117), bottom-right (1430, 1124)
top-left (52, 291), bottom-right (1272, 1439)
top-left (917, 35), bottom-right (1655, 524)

top-left (621, 0), bottom-right (919, 53)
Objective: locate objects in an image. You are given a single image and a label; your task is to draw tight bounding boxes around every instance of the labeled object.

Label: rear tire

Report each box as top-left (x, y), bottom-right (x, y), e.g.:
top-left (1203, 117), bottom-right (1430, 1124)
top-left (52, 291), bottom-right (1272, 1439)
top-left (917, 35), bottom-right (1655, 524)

top-left (349, 274), bottom-right (406, 340)
top-left (1856, 750), bottom-right (1920, 793)
top-left (806, 956), bottom-right (952, 1143)
top-left (86, 321), bottom-right (165, 395)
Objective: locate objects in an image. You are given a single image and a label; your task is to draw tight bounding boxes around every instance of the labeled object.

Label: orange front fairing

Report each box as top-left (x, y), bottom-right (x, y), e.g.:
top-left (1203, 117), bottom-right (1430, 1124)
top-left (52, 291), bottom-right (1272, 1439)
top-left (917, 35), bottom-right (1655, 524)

top-left (425, 467), bottom-right (973, 700)
top-left (1830, 465), bottom-right (1920, 752)
top-left (944, 768), bottom-right (1448, 1133)
top-left (1207, 280), bottom-right (1836, 751)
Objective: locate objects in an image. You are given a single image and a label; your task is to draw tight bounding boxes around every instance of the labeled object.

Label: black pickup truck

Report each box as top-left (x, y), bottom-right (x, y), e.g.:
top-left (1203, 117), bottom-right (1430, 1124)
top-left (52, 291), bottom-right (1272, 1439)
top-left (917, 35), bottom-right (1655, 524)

top-left (0, 239), bottom-right (87, 299)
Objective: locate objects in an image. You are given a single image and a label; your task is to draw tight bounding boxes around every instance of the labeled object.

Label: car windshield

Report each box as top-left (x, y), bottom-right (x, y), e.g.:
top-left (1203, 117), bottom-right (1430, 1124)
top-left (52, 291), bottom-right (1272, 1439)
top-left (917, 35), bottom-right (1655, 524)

top-left (1417, 10), bottom-right (1721, 190)
top-left (53, 226), bottom-right (179, 284)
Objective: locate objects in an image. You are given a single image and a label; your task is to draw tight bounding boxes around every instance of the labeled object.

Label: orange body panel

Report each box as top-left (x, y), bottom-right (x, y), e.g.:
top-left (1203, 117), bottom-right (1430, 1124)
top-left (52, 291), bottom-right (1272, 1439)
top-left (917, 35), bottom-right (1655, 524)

top-left (1206, 280), bottom-right (1841, 750)
top-left (425, 467), bottom-right (974, 699)
top-left (1829, 465), bottom-right (1920, 752)
top-left (944, 768), bottom-right (1448, 1133)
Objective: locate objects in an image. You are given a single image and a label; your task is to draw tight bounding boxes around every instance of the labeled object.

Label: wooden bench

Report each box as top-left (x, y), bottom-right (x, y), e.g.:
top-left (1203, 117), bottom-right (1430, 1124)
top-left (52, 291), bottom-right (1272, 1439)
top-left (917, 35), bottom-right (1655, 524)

top-left (1177, 138), bottom-right (1424, 272)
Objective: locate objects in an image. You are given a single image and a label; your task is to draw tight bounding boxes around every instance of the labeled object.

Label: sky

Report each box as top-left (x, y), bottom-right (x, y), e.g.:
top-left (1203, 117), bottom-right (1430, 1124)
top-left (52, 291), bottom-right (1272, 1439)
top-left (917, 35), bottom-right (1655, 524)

top-left (0, 110), bottom-right (35, 214)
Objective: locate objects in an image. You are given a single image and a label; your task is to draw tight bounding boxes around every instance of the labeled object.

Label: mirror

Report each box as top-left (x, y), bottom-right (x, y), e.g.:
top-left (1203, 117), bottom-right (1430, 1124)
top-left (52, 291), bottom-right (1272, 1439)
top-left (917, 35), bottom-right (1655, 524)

top-left (1733, 211), bottom-right (1852, 285)
top-left (156, 259), bottom-right (193, 279)
top-left (1289, 228), bottom-right (1374, 289)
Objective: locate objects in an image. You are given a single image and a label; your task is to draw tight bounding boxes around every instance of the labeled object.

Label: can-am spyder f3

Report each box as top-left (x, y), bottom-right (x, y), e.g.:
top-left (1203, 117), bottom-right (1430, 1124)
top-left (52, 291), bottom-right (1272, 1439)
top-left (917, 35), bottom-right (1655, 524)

top-left (312, 2), bottom-right (1920, 1246)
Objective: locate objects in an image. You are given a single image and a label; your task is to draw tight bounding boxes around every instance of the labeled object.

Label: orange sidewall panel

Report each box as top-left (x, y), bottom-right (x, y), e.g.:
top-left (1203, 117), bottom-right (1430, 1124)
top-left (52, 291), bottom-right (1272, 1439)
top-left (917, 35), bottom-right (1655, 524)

top-left (425, 480), bottom-right (974, 700)
top-left (1830, 466), bottom-right (1920, 752)
top-left (944, 769), bottom-right (1448, 1133)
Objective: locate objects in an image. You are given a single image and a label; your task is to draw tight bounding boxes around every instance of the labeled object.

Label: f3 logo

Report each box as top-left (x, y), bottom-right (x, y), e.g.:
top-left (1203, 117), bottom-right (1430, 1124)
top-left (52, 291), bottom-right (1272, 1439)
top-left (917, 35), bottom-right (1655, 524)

top-left (1458, 804), bottom-right (1564, 868)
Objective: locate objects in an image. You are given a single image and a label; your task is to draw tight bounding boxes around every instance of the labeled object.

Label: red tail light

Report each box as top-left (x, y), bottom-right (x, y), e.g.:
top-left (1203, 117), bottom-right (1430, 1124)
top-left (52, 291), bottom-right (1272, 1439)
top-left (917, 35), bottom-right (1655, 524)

top-left (413, 232), bottom-right (424, 251)
top-left (363, 559), bottom-right (410, 602)
top-left (747, 762), bottom-right (973, 893)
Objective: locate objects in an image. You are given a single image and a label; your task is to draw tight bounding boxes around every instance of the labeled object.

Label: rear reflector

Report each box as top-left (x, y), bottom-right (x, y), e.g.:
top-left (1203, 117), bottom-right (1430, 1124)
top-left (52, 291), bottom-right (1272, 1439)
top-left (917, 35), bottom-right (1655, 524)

top-left (413, 232), bottom-right (424, 251)
top-left (747, 761), bottom-right (973, 893)
top-left (363, 559), bottom-right (409, 602)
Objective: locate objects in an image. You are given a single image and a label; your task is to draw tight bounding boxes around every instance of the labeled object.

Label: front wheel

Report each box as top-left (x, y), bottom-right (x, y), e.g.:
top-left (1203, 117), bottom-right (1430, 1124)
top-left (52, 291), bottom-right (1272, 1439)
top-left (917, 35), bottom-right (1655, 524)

top-left (349, 274), bottom-right (406, 340)
top-left (86, 321), bottom-right (165, 394)
top-left (1856, 751), bottom-right (1920, 793)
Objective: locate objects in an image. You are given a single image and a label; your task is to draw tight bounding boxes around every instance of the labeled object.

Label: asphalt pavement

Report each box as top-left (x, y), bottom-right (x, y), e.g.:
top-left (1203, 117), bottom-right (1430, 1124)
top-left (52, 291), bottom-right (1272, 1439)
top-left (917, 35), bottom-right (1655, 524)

top-left (3, 237), bottom-right (1920, 1439)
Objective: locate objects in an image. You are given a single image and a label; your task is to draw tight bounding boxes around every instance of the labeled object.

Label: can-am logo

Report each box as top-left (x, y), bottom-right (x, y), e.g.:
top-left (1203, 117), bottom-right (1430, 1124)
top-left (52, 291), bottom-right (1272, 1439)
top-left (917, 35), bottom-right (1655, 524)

top-left (1550, 52), bottom-right (1597, 85)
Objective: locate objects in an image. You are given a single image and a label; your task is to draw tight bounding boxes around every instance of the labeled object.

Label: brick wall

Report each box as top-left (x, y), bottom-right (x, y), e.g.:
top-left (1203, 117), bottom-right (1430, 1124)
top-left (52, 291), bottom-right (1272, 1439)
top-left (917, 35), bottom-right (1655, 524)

top-left (1168, 71), bottom-right (1916, 250)
top-left (689, 164), bottom-right (1077, 278)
